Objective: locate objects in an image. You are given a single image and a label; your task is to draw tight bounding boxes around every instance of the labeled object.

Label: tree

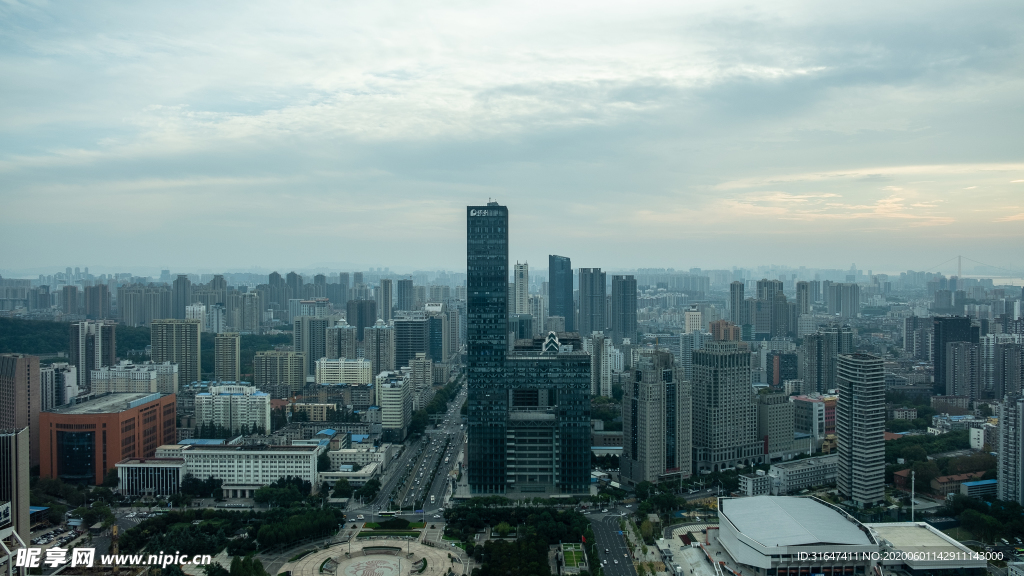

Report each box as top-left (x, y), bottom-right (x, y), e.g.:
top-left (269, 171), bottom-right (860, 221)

top-left (910, 460), bottom-right (940, 492)
top-left (103, 467), bottom-right (120, 488)
top-left (495, 521), bottom-right (511, 537)
top-left (640, 520), bottom-right (653, 541)
top-left (318, 453), bottom-right (332, 472)
top-left (333, 479), bottom-right (353, 498)
top-left (635, 481), bottom-right (654, 501)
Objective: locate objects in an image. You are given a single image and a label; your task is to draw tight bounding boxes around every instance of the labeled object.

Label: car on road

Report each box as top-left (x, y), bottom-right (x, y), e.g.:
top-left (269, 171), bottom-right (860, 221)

top-left (357, 515), bottom-right (365, 520)
top-left (602, 509), bottom-right (608, 513)
top-left (614, 560), bottom-right (619, 564)
top-left (623, 554), bottom-right (627, 558)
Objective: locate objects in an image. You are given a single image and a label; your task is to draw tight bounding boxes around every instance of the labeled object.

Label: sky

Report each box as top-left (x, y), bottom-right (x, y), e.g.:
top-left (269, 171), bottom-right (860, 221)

top-left (1, 0), bottom-right (1023, 277)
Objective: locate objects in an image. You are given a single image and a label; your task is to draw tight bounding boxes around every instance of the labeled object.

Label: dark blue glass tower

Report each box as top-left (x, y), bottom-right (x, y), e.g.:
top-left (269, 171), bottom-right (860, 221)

top-left (467, 202), bottom-right (509, 493)
top-left (548, 255), bottom-right (574, 332)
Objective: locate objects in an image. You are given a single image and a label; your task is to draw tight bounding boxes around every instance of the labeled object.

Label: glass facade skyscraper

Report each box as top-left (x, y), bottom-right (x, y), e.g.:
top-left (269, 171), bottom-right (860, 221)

top-left (467, 203), bottom-right (510, 494)
top-left (466, 203), bottom-right (591, 495)
top-left (548, 255), bottom-right (574, 332)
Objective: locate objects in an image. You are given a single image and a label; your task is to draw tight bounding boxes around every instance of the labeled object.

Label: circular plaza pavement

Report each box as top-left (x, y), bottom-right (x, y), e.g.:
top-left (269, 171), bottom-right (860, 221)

top-left (283, 539), bottom-right (464, 576)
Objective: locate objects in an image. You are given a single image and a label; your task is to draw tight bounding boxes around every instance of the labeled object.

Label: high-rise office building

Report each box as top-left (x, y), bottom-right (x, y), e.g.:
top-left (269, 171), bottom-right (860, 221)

top-left (514, 262), bottom-right (529, 315)
top-left (904, 316), bottom-right (933, 361)
top-left (621, 350), bottom-right (691, 485)
top-left (364, 320), bottom-right (396, 378)
top-left (467, 202), bottom-right (511, 494)
top-left (578, 268), bottom-right (606, 336)
top-left (326, 320), bottom-right (358, 360)
top-left (610, 275), bottom-right (637, 345)
top-left (548, 255), bottom-right (574, 332)
top-left (377, 371), bottom-right (412, 443)
top-left (933, 317), bottom-right (979, 393)
top-left (215, 332), bottom-right (241, 382)
top-left (293, 316), bottom-right (331, 376)
top-left (238, 291), bottom-right (261, 332)
top-left (586, 332), bottom-right (611, 397)
top-left (836, 353), bottom-right (885, 508)
top-left (171, 274), bottom-right (192, 319)
top-left (378, 279), bottom-right (394, 323)
top-left (994, 342), bottom-right (1024, 400)
top-left (70, 320), bottom-right (116, 391)
top-left (83, 284), bottom-right (110, 320)
top-left (729, 281), bottom-right (745, 325)
top-left (394, 315), bottom-right (429, 369)
top-left (61, 285), bottom-right (79, 315)
top-left (802, 325), bottom-right (853, 394)
top-left (396, 278), bottom-right (414, 312)
top-left (771, 292), bottom-right (790, 338)
top-left (40, 363), bottom-right (78, 411)
top-left (504, 332), bottom-right (592, 495)
top-left (684, 305), bottom-right (703, 334)
top-left (756, 279), bottom-right (783, 302)
top-left (0, 354), bottom-right (40, 468)
top-left (185, 303), bottom-right (207, 331)
top-left (286, 272), bottom-right (303, 302)
top-left (796, 281), bottom-right (810, 315)
top-left (253, 351), bottom-right (305, 396)
top-left (692, 342), bottom-right (761, 473)
top-left (0, 428), bottom-right (31, 543)
top-left (945, 341), bottom-right (981, 398)
top-left (346, 299), bottom-right (377, 340)
top-left (757, 392), bottom-right (795, 459)
top-left (150, 319), bottom-right (201, 386)
top-left (997, 395), bottom-right (1023, 505)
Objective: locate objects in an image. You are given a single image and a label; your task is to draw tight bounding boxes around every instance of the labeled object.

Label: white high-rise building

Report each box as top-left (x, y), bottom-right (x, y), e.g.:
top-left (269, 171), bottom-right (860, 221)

top-left (40, 363), bottom-right (78, 411)
top-left (194, 384), bottom-right (271, 435)
top-left (91, 360), bottom-right (179, 395)
top-left (207, 304), bottom-right (227, 333)
top-left (185, 304), bottom-right (207, 331)
top-left (314, 358), bottom-right (373, 385)
top-left (514, 262), bottom-right (529, 315)
top-left (836, 353), bottom-right (885, 508)
top-left (377, 371), bottom-right (411, 443)
top-left (997, 395), bottom-right (1023, 505)
top-left (684, 306), bottom-right (703, 334)
top-left (409, 353), bottom-right (434, 410)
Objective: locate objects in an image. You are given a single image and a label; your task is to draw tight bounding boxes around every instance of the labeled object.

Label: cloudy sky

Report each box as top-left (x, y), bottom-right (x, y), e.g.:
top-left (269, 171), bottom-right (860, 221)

top-left (2, 0), bottom-right (1022, 276)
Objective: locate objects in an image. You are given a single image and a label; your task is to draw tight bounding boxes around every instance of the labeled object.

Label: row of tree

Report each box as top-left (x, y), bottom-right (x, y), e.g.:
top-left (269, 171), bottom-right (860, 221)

top-left (254, 508), bottom-right (346, 549)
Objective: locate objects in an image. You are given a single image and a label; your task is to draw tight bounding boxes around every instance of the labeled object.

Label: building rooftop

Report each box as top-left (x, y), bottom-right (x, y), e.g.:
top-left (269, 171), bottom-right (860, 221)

top-left (770, 454), bottom-right (838, 471)
top-left (720, 496), bottom-right (873, 548)
top-left (116, 457), bottom-right (186, 465)
top-left (181, 443), bottom-right (318, 452)
top-left (866, 522), bottom-right (981, 560)
top-left (46, 392), bottom-right (168, 415)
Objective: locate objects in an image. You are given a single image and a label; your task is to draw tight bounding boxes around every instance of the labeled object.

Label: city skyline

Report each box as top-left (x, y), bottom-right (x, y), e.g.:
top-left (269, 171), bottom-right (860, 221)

top-left (2, 2), bottom-right (1023, 271)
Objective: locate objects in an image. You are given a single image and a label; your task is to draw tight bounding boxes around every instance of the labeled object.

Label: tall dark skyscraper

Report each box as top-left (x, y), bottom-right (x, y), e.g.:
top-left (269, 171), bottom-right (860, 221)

top-left (933, 316), bottom-right (979, 393)
top-left (467, 202), bottom-right (509, 494)
top-left (577, 268), bottom-right (606, 336)
top-left (548, 255), bottom-right (574, 332)
top-left (171, 274), bottom-right (191, 319)
top-left (346, 299), bottom-right (377, 340)
top-left (396, 278), bottom-right (414, 311)
top-left (286, 271), bottom-right (302, 302)
top-left (610, 275), bottom-right (637, 345)
top-left (729, 281), bottom-right (744, 325)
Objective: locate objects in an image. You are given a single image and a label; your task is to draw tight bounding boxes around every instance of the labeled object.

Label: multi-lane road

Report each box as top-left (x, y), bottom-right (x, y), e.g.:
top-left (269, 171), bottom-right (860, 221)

top-left (588, 508), bottom-right (639, 576)
top-left (350, 384), bottom-right (466, 519)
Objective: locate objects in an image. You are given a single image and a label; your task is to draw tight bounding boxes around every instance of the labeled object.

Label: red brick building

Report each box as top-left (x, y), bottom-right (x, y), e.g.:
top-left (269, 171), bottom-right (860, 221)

top-left (40, 392), bottom-right (176, 485)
